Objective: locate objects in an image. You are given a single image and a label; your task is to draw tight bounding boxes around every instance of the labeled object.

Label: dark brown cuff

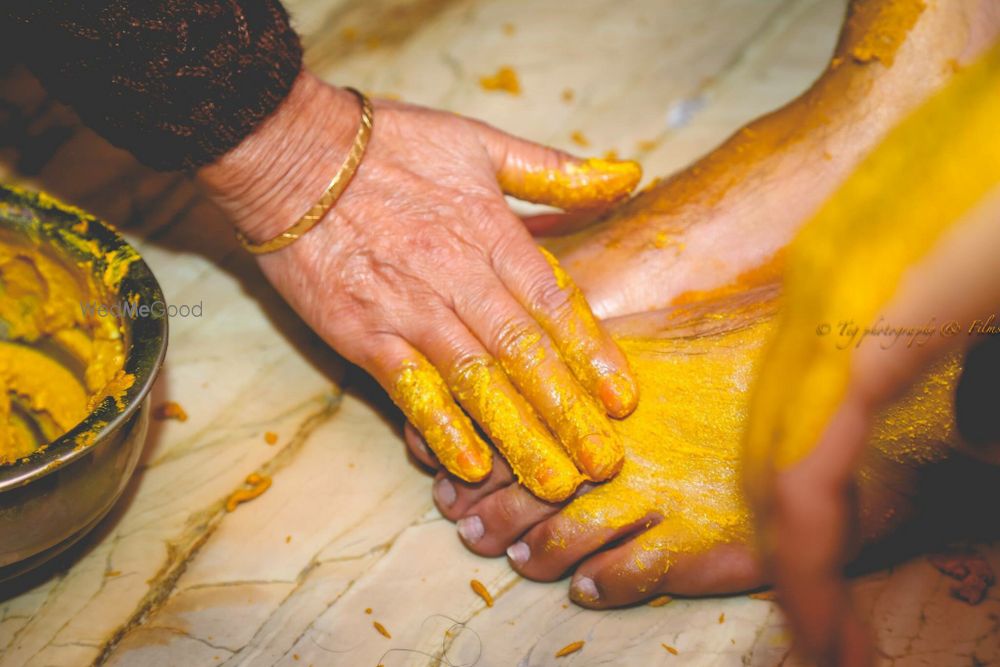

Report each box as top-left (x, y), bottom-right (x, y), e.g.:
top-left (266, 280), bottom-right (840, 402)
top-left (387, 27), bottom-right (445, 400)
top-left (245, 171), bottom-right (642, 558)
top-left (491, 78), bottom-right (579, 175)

top-left (6, 0), bottom-right (303, 171)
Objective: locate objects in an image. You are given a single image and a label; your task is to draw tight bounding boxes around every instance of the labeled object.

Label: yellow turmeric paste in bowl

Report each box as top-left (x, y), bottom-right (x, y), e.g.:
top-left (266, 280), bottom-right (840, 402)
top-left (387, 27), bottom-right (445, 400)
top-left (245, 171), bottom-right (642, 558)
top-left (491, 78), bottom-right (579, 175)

top-left (0, 185), bottom-right (167, 580)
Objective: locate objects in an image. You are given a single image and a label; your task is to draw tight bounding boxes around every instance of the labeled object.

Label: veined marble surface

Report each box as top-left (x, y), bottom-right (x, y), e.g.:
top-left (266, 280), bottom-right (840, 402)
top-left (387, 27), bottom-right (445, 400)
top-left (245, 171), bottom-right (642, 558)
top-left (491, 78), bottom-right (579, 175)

top-left (1, 0), bottom-right (997, 665)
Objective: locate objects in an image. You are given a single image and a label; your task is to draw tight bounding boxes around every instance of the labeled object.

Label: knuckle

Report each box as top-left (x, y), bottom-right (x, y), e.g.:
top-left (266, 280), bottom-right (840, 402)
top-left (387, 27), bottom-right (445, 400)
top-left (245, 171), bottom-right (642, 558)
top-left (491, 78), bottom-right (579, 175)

top-left (525, 270), bottom-right (572, 315)
top-left (446, 348), bottom-right (489, 383)
top-left (493, 319), bottom-right (541, 358)
top-left (493, 491), bottom-right (523, 525)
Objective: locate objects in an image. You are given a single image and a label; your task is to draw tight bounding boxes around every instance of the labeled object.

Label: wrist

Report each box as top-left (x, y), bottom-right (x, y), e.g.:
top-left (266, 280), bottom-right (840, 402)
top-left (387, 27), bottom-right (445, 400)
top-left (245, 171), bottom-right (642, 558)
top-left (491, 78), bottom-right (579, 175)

top-left (197, 70), bottom-right (361, 243)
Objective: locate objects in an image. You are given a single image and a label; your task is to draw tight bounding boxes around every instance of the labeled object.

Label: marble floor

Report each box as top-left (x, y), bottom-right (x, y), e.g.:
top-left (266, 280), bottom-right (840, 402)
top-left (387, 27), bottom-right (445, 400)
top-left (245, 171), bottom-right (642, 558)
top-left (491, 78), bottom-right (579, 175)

top-left (0, 0), bottom-right (997, 665)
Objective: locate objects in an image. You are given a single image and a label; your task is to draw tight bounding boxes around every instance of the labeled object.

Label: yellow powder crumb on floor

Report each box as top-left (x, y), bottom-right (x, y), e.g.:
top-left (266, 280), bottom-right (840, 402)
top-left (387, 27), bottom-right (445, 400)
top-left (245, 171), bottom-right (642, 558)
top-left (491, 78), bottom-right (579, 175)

top-left (154, 401), bottom-right (188, 422)
top-left (555, 641), bottom-right (584, 658)
top-left (479, 66), bottom-right (521, 95)
top-left (718, 612), bottom-right (726, 624)
top-left (662, 643), bottom-right (679, 655)
top-left (637, 138), bottom-right (660, 152)
top-left (603, 149), bottom-right (619, 161)
top-left (570, 131), bottom-right (590, 148)
top-left (373, 621), bottom-right (391, 639)
top-left (648, 595), bottom-right (673, 607)
top-left (365, 607), bottom-right (373, 614)
top-left (341, 27), bottom-right (358, 42)
top-left (749, 590), bottom-right (778, 601)
top-left (105, 570), bottom-right (121, 577)
top-left (285, 535), bottom-right (291, 544)
top-left (224, 473), bottom-right (272, 512)
top-left (502, 22), bottom-right (516, 35)
top-left (470, 579), bottom-right (494, 606)
top-left (561, 88), bottom-right (575, 103)
top-left (264, 431), bottom-right (278, 445)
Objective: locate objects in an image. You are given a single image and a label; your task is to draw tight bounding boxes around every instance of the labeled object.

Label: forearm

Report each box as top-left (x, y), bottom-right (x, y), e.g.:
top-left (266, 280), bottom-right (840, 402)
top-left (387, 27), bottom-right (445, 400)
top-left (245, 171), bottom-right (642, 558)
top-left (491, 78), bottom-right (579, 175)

top-left (4, 0), bottom-right (303, 171)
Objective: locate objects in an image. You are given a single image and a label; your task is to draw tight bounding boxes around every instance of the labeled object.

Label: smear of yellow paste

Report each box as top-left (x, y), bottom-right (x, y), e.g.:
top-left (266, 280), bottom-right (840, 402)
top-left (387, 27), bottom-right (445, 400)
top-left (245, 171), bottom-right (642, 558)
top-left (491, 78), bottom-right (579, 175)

top-left (479, 66), bottom-right (521, 95)
top-left (555, 294), bottom-right (958, 580)
top-left (849, 0), bottom-right (926, 66)
top-left (500, 158), bottom-right (642, 211)
top-left (391, 355), bottom-right (493, 483)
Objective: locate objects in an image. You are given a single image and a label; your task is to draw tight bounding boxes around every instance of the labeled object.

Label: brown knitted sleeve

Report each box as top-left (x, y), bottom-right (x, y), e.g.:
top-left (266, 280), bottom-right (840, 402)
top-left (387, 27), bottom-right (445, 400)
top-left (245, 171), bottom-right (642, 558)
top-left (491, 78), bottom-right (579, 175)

top-left (4, 0), bottom-right (303, 171)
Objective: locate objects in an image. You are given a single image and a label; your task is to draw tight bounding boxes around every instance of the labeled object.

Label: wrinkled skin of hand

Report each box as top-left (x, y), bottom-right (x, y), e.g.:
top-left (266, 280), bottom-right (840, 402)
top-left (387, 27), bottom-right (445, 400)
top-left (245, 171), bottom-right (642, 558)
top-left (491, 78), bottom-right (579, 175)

top-left (199, 72), bottom-right (643, 501)
top-left (744, 42), bottom-right (1000, 666)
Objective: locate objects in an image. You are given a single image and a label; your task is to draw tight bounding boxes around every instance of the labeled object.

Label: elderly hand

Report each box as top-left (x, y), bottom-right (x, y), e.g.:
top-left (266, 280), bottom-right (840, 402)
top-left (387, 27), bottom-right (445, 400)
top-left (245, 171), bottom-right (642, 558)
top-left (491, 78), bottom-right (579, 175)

top-left (743, 46), bottom-right (1000, 665)
top-left (199, 72), bottom-right (641, 501)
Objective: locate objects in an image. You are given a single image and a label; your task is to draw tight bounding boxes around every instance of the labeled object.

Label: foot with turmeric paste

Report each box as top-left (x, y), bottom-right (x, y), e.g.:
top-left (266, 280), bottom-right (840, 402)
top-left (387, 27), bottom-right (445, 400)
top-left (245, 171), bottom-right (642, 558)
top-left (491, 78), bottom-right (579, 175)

top-left (544, 0), bottom-right (1000, 320)
top-left (412, 285), bottom-right (1000, 606)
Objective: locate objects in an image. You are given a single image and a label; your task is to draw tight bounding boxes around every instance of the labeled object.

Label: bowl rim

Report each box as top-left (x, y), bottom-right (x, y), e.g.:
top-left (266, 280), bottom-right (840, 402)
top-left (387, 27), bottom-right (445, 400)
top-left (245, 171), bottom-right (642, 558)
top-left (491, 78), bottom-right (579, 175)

top-left (0, 185), bottom-right (168, 493)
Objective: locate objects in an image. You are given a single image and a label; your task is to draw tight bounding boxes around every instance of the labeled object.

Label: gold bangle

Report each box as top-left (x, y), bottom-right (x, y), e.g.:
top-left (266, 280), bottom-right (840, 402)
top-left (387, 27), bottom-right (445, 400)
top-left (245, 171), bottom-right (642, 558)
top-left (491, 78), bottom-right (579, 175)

top-left (236, 87), bottom-right (374, 255)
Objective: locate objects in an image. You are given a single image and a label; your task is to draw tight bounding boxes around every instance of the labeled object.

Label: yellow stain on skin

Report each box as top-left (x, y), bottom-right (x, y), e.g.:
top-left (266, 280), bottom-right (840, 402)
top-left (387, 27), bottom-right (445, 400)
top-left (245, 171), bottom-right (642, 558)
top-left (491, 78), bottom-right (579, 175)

top-left (450, 356), bottom-right (584, 501)
top-left (671, 249), bottom-right (786, 307)
top-left (850, 0), bottom-right (926, 66)
top-left (745, 39), bottom-right (1000, 479)
top-left (557, 294), bottom-right (959, 567)
top-left (538, 247), bottom-right (637, 423)
top-left (500, 158), bottom-right (642, 211)
top-left (492, 326), bottom-right (623, 482)
top-left (391, 356), bottom-right (492, 483)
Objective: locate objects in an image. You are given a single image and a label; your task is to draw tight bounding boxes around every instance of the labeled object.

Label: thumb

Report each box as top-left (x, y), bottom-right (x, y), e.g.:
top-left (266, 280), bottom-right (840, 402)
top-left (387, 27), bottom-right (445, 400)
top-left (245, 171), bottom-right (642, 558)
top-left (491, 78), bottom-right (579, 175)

top-left (474, 122), bottom-right (642, 211)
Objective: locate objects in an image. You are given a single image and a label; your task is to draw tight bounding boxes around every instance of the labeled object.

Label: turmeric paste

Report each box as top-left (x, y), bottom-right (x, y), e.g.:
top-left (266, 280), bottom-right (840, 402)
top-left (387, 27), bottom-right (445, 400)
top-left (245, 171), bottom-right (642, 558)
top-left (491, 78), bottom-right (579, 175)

top-left (0, 219), bottom-right (133, 464)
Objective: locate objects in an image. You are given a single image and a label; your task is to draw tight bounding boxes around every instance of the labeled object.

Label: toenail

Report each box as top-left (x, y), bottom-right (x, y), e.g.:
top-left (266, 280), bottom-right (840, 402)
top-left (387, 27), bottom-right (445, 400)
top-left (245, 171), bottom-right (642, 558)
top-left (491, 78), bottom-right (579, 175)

top-left (434, 478), bottom-right (457, 507)
top-left (572, 574), bottom-right (600, 602)
top-left (457, 515), bottom-right (484, 543)
top-left (507, 541), bottom-right (530, 565)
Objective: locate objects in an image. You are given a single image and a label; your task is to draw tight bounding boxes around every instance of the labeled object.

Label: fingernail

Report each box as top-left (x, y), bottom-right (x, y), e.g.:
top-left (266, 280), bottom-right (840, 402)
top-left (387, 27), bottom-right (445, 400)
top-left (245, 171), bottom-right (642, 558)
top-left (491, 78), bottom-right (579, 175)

top-left (415, 434), bottom-right (431, 457)
top-left (457, 515), bottom-right (484, 544)
top-left (578, 433), bottom-right (624, 482)
top-left (599, 372), bottom-right (638, 419)
top-left (506, 541), bottom-right (530, 565)
top-left (572, 574), bottom-right (600, 602)
top-left (434, 478), bottom-right (457, 507)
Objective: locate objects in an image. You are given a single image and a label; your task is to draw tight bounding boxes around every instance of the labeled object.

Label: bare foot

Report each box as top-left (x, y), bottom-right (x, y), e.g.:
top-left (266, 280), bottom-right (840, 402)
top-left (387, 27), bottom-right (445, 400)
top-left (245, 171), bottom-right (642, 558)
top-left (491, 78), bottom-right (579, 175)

top-left (416, 289), bottom-right (978, 607)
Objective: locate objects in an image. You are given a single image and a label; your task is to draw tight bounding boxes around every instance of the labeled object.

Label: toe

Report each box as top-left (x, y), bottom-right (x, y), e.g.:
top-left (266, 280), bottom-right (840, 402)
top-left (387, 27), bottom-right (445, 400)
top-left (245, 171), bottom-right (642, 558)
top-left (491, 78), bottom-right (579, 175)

top-left (507, 511), bottom-right (659, 582)
top-left (434, 456), bottom-right (515, 521)
top-left (404, 421), bottom-right (441, 470)
top-left (457, 483), bottom-right (562, 557)
top-left (569, 526), bottom-right (762, 608)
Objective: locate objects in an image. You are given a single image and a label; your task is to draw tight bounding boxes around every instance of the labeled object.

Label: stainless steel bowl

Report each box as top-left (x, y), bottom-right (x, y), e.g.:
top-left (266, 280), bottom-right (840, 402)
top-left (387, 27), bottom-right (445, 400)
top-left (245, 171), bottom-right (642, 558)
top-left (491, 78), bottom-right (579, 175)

top-left (0, 186), bottom-right (167, 581)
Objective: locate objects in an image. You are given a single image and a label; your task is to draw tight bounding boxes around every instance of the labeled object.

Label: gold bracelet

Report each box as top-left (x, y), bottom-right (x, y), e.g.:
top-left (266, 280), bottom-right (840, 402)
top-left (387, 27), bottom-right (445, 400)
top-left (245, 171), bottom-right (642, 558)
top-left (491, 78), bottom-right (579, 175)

top-left (236, 87), bottom-right (374, 255)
